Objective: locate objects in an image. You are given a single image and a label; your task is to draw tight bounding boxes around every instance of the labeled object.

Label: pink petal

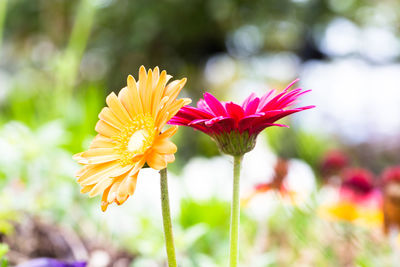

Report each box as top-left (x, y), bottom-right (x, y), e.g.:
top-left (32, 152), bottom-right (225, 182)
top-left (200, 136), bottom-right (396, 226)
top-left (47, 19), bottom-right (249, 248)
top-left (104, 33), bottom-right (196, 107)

top-left (260, 106), bottom-right (315, 124)
top-left (244, 97), bottom-right (260, 116)
top-left (180, 105), bottom-right (214, 119)
top-left (189, 118), bottom-right (209, 125)
top-left (197, 99), bottom-right (214, 114)
top-left (203, 93), bottom-right (228, 116)
top-left (284, 78), bottom-right (299, 91)
top-left (225, 102), bottom-right (244, 121)
top-left (204, 117), bottom-right (235, 134)
top-left (258, 89), bottom-right (276, 112)
top-left (238, 113), bottom-right (265, 132)
top-left (252, 123), bottom-right (289, 135)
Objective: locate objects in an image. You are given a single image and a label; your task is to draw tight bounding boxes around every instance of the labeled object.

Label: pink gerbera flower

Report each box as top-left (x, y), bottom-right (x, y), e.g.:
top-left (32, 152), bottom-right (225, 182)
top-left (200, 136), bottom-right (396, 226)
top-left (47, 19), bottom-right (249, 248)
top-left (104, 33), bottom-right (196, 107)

top-left (320, 150), bottom-right (349, 177)
top-left (339, 168), bottom-right (382, 207)
top-left (169, 79), bottom-right (315, 155)
top-left (382, 166), bottom-right (400, 184)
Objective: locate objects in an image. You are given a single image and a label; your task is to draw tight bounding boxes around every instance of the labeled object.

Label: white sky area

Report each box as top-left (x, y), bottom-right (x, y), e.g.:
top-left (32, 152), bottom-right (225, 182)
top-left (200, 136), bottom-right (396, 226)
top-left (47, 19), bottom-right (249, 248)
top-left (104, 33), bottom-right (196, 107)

top-left (300, 58), bottom-right (400, 143)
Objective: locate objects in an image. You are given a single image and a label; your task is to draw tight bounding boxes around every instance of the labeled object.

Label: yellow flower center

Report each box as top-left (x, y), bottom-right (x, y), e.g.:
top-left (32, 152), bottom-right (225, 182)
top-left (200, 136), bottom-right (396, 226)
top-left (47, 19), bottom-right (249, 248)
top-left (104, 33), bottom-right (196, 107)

top-left (113, 114), bottom-right (156, 166)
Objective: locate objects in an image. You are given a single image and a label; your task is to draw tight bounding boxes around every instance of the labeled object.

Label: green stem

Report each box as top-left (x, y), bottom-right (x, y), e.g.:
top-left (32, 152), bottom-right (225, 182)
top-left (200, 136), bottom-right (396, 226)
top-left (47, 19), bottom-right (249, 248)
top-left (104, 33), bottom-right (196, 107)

top-left (229, 155), bottom-right (243, 267)
top-left (160, 168), bottom-right (177, 267)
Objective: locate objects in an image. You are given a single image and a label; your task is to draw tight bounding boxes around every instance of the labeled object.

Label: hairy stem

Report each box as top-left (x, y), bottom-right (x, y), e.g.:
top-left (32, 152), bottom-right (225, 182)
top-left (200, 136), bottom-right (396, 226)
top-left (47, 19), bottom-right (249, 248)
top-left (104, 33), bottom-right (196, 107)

top-left (229, 155), bottom-right (243, 267)
top-left (160, 168), bottom-right (177, 267)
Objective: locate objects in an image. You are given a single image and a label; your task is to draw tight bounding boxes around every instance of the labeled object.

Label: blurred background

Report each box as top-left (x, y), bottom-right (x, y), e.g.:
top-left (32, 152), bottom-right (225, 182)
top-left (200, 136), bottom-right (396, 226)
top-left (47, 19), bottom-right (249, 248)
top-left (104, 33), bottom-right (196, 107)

top-left (1, 0), bottom-right (400, 266)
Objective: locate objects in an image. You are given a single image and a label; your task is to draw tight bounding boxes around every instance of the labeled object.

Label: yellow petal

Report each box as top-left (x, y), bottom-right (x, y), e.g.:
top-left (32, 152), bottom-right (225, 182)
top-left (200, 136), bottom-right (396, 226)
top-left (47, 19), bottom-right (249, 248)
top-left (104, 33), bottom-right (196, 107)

top-left (143, 69), bottom-right (153, 114)
top-left (98, 107), bottom-right (125, 130)
top-left (126, 157), bottom-right (146, 178)
top-left (163, 80), bottom-right (180, 98)
top-left (90, 135), bottom-right (115, 149)
top-left (156, 111), bottom-right (170, 131)
top-left (159, 126), bottom-right (178, 139)
top-left (95, 120), bottom-right (119, 138)
top-left (165, 154), bottom-right (175, 163)
top-left (152, 67), bottom-right (160, 87)
top-left (152, 139), bottom-right (177, 154)
top-left (78, 163), bottom-right (131, 186)
top-left (138, 66), bottom-right (147, 107)
top-left (117, 172), bottom-right (138, 203)
top-left (89, 177), bottom-right (114, 197)
top-left (164, 98), bottom-right (191, 122)
top-left (77, 148), bottom-right (119, 164)
top-left (127, 75), bottom-right (143, 114)
top-left (118, 87), bottom-right (136, 119)
top-left (101, 186), bottom-right (111, 211)
top-left (146, 151), bottom-right (167, 170)
top-left (81, 184), bottom-right (95, 194)
top-left (76, 165), bottom-right (90, 177)
top-left (106, 178), bottom-right (120, 202)
top-left (164, 78), bottom-right (187, 102)
top-left (156, 79), bottom-right (187, 126)
top-left (151, 70), bottom-right (167, 117)
top-left (106, 92), bottom-right (132, 124)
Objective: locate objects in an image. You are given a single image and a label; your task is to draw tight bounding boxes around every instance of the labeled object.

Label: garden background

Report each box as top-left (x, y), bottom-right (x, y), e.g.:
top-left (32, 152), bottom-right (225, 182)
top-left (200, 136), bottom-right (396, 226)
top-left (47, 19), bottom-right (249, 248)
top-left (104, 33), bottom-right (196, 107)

top-left (1, 0), bottom-right (400, 266)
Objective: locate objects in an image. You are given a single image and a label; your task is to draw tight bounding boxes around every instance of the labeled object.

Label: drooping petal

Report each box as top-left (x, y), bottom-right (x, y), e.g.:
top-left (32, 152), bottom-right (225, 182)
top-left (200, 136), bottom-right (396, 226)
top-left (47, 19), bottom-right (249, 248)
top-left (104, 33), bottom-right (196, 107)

top-left (165, 154), bottom-right (175, 163)
top-left (152, 139), bottom-right (178, 154)
top-left (146, 150), bottom-right (167, 170)
top-left (89, 176), bottom-right (114, 197)
top-left (117, 171), bottom-right (138, 203)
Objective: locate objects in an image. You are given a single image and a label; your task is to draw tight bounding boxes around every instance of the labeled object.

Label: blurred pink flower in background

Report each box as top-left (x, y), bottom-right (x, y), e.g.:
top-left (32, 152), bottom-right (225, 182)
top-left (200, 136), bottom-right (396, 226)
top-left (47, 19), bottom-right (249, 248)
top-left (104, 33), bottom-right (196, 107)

top-left (320, 150), bottom-right (349, 178)
top-left (340, 168), bottom-right (381, 206)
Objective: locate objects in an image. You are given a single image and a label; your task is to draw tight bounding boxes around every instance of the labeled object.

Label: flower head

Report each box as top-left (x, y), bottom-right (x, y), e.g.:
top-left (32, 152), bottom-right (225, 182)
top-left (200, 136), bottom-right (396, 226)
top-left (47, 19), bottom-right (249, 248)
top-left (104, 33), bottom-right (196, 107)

top-left (319, 168), bottom-right (382, 226)
top-left (382, 166), bottom-right (400, 184)
top-left (73, 66), bottom-right (191, 211)
top-left (169, 79), bottom-right (314, 155)
top-left (320, 150), bottom-right (348, 178)
top-left (381, 166), bottom-right (400, 233)
top-left (340, 168), bottom-right (376, 204)
top-left (254, 158), bottom-right (289, 194)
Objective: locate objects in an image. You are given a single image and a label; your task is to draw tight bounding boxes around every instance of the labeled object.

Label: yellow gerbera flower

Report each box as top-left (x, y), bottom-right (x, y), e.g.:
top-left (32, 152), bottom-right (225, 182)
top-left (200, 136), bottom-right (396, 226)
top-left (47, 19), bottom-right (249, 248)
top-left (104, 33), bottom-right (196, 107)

top-left (319, 201), bottom-right (383, 227)
top-left (73, 66), bottom-right (191, 211)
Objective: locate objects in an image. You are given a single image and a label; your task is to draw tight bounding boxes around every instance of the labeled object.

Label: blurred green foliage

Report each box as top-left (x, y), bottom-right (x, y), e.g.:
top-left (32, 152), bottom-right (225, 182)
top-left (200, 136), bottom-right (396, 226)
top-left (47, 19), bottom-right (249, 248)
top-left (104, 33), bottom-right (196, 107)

top-left (0, 243), bottom-right (8, 267)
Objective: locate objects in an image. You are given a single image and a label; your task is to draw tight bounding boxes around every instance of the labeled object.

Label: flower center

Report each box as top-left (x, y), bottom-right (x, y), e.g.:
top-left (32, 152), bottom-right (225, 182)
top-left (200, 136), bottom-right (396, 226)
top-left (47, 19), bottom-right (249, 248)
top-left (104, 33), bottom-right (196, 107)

top-left (113, 114), bottom-right (156, 166)
top-left (127, 129), bottom-right (149, 152)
